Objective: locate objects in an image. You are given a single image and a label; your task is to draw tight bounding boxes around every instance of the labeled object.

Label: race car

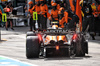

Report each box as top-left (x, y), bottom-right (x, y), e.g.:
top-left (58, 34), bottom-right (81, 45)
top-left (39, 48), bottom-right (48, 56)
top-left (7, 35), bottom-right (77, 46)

top-left (26, 21), bottom-right (88, 58)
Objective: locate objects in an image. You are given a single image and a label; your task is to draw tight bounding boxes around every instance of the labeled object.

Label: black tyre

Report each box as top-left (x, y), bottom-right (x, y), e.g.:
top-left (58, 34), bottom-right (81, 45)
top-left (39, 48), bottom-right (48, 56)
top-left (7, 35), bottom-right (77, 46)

top-left (75, 35), bottom-right (86, 56)
top-left (26, 36), bottom-right (40, 58)
top-left (26, 31), bottom-right (36, 37)
top-left (84, 41), bottom-right (88, 54)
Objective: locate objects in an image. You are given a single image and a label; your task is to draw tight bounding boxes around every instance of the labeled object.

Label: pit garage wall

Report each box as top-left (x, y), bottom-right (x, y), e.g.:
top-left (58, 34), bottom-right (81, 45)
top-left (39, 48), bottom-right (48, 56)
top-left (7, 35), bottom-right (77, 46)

top-left (13, 0), bottom-right (34, 26)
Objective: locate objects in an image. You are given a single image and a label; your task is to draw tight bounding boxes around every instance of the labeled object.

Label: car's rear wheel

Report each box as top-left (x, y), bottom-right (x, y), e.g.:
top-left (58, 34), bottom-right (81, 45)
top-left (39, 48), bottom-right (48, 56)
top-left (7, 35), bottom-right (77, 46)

top-left (75, 35), bottom-right (86, 56)
top-left (84, 41), bottom-right (88, 54)
top-left (26, 36), bottom-right (40, 58)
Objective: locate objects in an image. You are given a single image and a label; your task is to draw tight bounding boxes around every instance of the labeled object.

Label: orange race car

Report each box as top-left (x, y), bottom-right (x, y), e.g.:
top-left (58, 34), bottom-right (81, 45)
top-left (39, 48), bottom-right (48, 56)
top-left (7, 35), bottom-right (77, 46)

top-left (26, 21), bottom-right (89, 58)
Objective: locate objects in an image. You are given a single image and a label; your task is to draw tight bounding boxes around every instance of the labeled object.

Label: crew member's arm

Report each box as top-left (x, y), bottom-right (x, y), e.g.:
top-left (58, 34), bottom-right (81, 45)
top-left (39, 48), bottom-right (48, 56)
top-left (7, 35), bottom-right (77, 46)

top-left (59, 17), bottom-right (65, 28)
top-left (28, 9), bottom-right (33, 17)
top-left (0, 9), bottom-right (2, 15)
top-left (57, 4), bottom-right (61, 10)
top-left (31, 5), bottom-right (35, 12)
top-left (81, 7), bottom-right (86, 15)
top-left (69, 0), bottom-right (75, 12)
top-left (50, 10), bottom-right (53, 20)
top-left (51, 0), bottom-right (53, 5)
top-left (64, 11), bottom-right (68, 23)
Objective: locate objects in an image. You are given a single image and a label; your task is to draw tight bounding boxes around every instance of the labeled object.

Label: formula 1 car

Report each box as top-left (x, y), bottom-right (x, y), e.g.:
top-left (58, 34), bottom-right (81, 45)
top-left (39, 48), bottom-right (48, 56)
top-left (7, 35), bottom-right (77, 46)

top-left (26, 21), bottom-right (88, 58)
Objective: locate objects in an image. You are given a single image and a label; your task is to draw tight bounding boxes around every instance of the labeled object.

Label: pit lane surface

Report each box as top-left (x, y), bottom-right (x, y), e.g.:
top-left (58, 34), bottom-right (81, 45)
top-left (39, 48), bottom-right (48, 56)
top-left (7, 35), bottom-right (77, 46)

top-left (0, 56), bottom-right (35, 66)
top-left (0, 27), bottom-right (100, 66)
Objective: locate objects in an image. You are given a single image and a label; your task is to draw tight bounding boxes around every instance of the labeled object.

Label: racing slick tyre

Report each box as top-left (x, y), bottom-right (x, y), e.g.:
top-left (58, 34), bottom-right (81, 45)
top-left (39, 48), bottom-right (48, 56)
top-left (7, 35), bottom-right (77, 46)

top-left (26, 31), bottom-right (36, 37)
top-left (75, 35), bottom-right (86, 56)
top-left (84, 41), bottom-right (88, 54)
top-left (26, 36), bottom-right (40, 58)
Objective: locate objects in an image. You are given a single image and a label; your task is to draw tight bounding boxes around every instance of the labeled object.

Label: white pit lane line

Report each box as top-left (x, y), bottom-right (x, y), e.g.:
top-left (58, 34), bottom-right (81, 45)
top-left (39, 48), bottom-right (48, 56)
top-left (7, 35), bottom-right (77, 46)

top-left (12, 34), bottom-right (26, 39)
top-left (0, 55), bottom-right (38, 66)
top-left (18, 35), bottom-right (26, 39)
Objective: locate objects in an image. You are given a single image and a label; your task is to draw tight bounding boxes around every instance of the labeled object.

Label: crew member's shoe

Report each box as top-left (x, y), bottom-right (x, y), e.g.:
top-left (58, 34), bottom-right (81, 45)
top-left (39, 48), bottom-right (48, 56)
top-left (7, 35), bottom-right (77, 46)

top-left (91, 35), bottom-right (95, 40)
top-left (29, 29), bottom-right (32, 31)
top-left (99, 33), bottom-right (100, 36)
top-left (90, 33), bottom-right (95, 40)
top-left (33, 30), bottom-right (36, 32)
top-left (11, 28), bottom-right (14, 30)
top-left (6, 28), bottom-right (8, 31)
top-left (92, 37), bottom-right (95, 40)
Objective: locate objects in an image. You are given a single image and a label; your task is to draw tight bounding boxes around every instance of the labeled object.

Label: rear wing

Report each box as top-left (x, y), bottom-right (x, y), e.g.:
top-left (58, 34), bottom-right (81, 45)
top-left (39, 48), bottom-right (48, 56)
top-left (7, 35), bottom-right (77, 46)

top-left (44, 29), bottom-right (75, 35)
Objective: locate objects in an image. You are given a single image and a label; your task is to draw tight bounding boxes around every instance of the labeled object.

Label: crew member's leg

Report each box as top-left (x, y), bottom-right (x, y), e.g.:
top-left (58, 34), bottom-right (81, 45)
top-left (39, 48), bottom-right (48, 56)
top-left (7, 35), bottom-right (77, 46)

top-left (29, 18), bottom-right (33, 31)
top-left (40, 15), bottom-right (43, 30)
top-left (89, 17), bottom-right (95, 40)
top-left (5, 21), bottom-right (8, 30)
top-left (44, 17), bottom-right (47, 30)
top-left (10, 19), bottom-right (14, 30)
top-left (33, 20), bottom-right (36, 31)
top-left (41, 15), bottom-right (46, 30)
top-left (38, 14), bottom-right (40, 29)
top-left (68, 19), bottom-right (75, 30)
top-left (82, 17), bottom-right (88, 32)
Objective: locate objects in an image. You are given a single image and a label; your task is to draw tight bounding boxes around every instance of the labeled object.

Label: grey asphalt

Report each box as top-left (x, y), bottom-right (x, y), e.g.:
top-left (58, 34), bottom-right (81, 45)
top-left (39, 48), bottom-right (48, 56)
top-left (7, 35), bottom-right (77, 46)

top-left (0, 27), bottom-right (100, 66)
